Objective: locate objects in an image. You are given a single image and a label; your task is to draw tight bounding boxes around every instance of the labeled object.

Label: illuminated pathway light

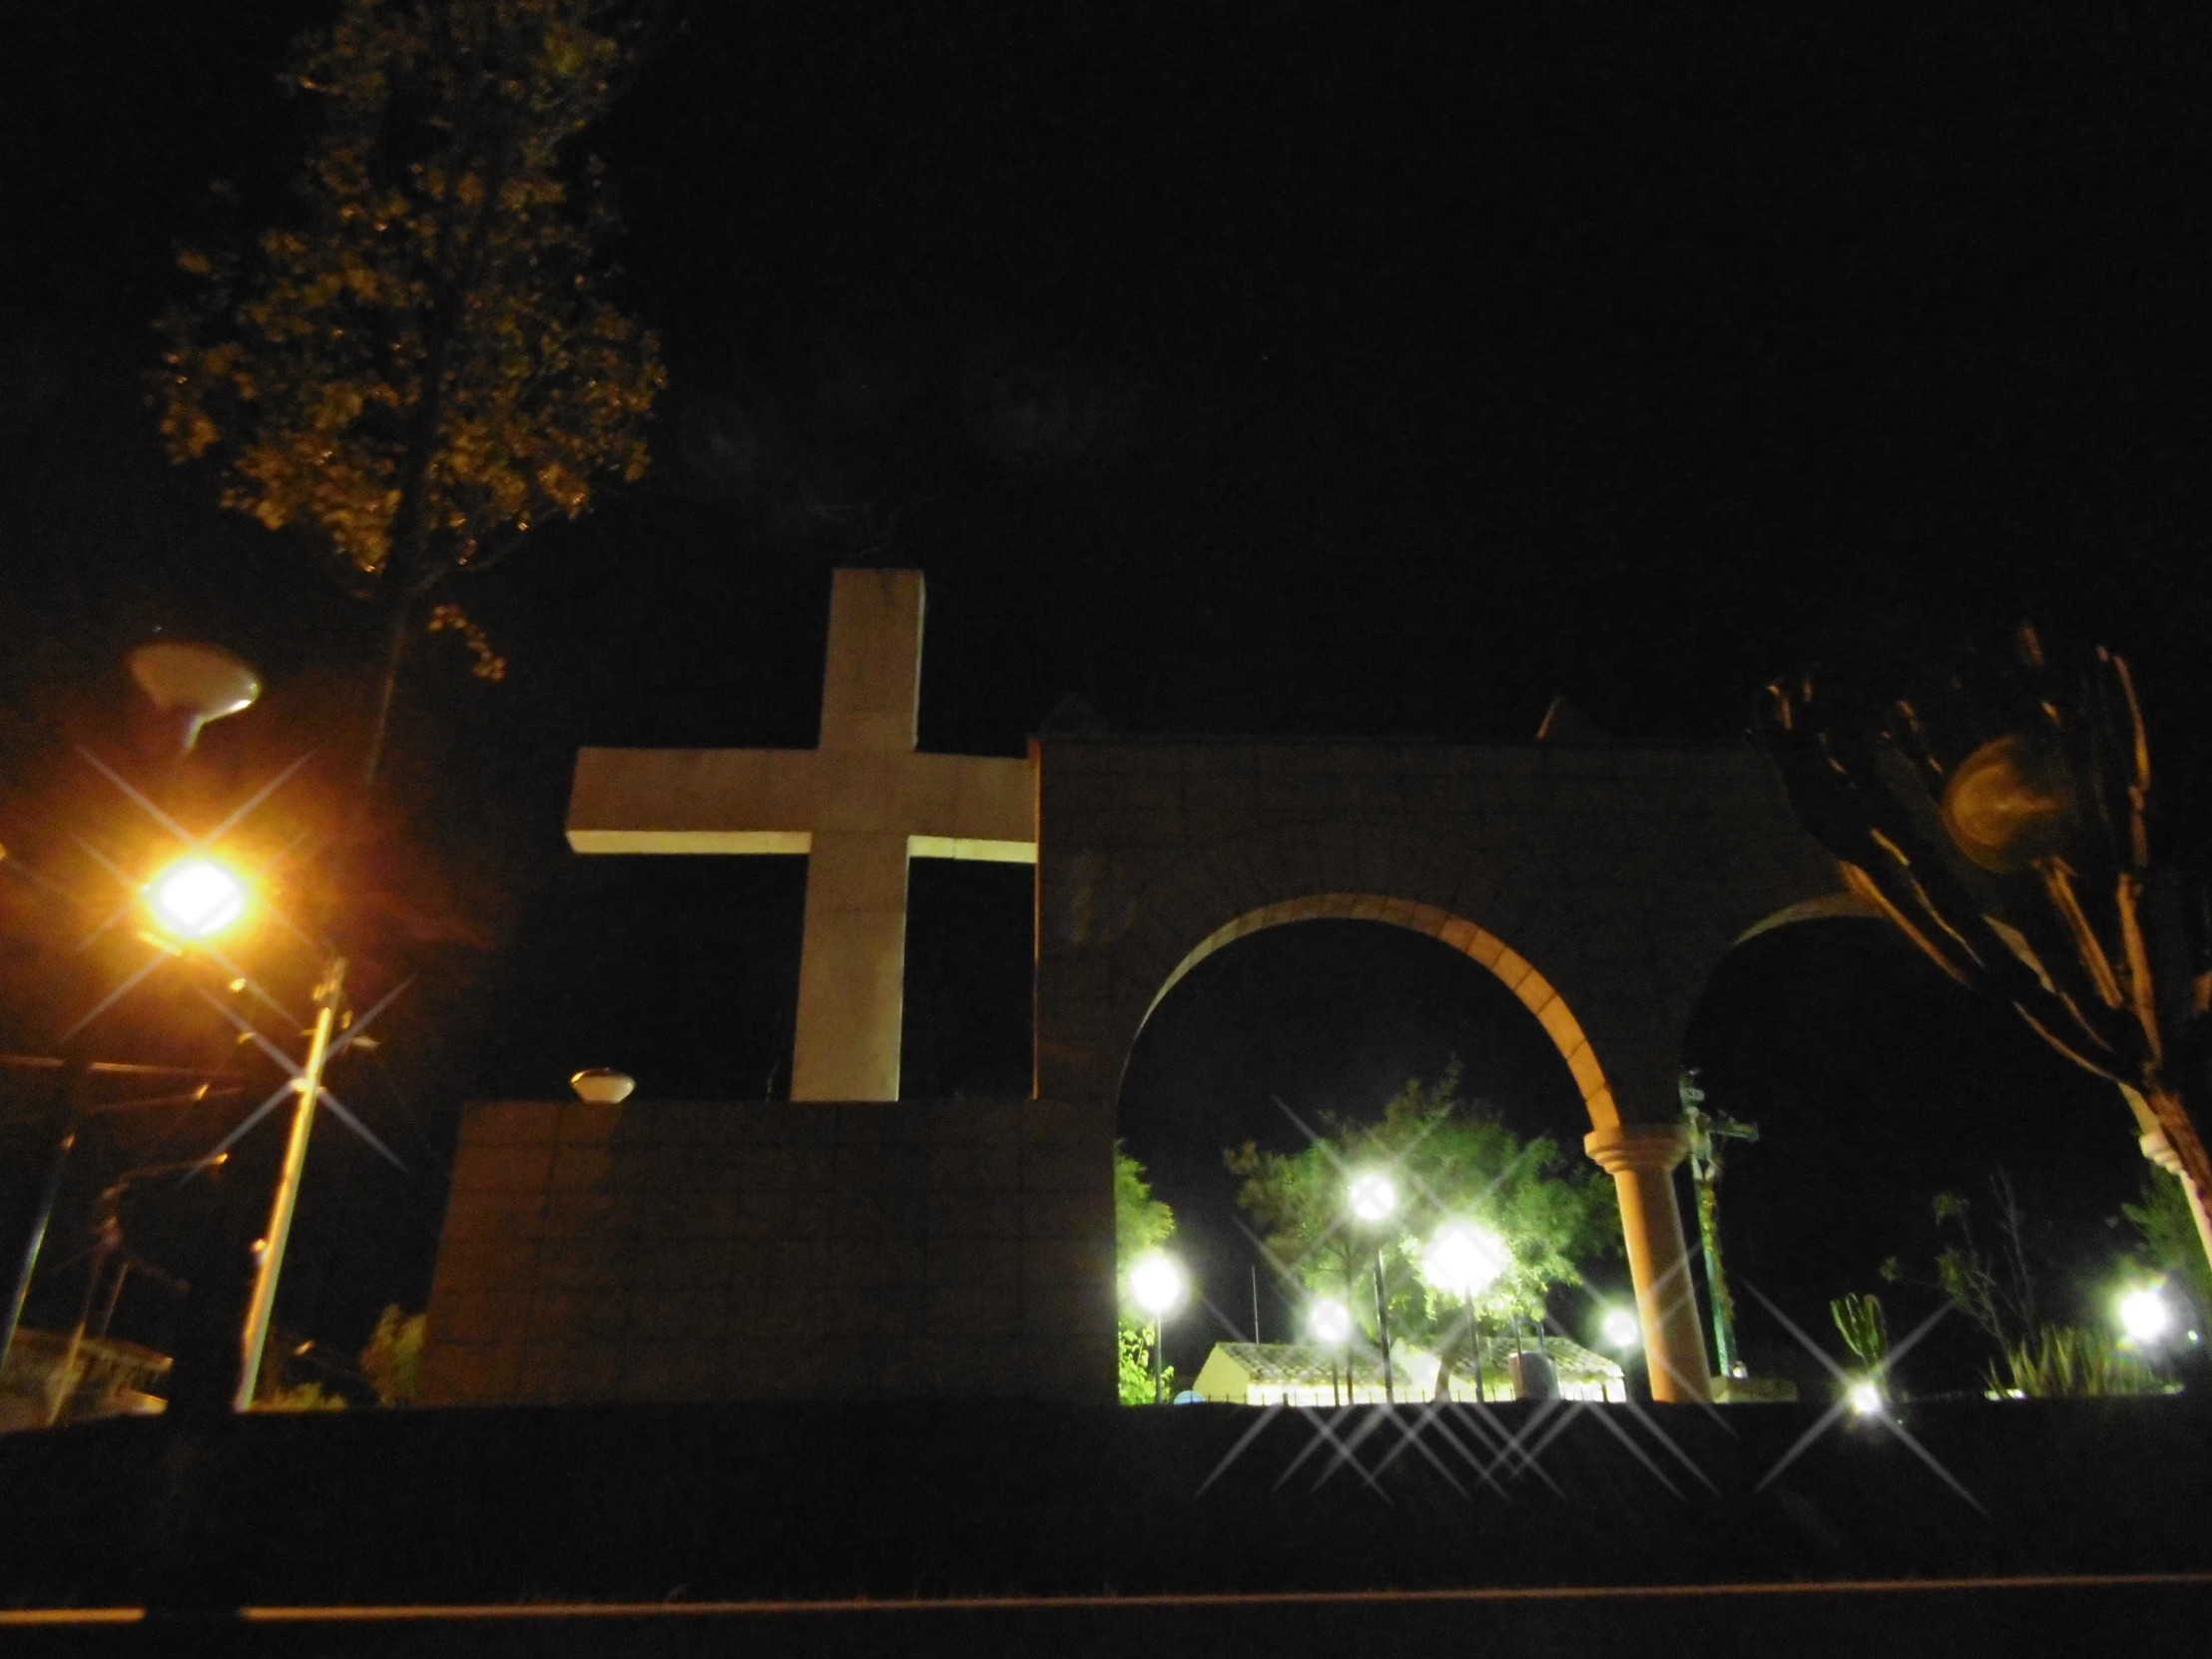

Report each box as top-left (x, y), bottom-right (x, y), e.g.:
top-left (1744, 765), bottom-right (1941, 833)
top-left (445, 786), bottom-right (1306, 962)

top-left (2117, 1285), bottom-right (2171, 1345)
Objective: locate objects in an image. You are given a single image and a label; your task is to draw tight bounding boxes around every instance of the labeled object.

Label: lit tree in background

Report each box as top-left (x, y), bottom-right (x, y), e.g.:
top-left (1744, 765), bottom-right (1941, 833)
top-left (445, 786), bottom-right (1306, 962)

top-left (157, 0), bottom-right (664, 781)
top-left (1227, 1068), bottom-right (1617, 1398)
top-left (1755, 624), bottom-right (2212, 1275)
top-left (1114, 1144), bottom-right (1178, 1404)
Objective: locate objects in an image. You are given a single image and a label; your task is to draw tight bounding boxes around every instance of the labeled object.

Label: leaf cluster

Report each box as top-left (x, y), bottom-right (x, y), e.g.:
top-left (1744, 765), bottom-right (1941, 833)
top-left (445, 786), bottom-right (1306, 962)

top-left (1829, 1291), bottom-right (1890, 1373)
top-left (1992, 1324), bottom-right (2160, 1397)
top-left (1881, 1171), bottom-right (2038, 1354)
top-left (2119, 1167), bottom-right (2212, 1316)
top-left (359, 1304), bottom-right (427, 1405)
top-left (157, 0), bottom-right (664, 595)
top-left (1113, 1143), bottom-right (1177, 1404)
top-left (1225, 1065), bottom-right (1618, 1358)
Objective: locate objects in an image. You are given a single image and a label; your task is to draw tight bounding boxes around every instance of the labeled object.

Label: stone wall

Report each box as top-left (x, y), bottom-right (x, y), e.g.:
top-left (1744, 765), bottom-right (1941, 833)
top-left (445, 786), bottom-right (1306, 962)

top-left (418, 1096), bottom-right (1115, 1406)
top-left (1034, 736), bottom-right (1841, 1128)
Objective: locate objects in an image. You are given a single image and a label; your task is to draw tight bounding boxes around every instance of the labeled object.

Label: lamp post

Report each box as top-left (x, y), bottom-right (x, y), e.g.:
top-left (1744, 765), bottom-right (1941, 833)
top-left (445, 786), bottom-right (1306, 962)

top-left (232, 953), bottom-right (346, 1411)
top-left (1309, 1296), bottom-right (1353, 1405)
top-left (137, 848), bottom-right (328, 1414)
top-left (1129, 1252), bottom-right (1185, 1404)
top-left (127, 645), bottom-right (360, 1409)
top-left (1422, 1223), bottom-right (1508, 1402)
top-left (1347, 1171), bottom-right (1398, 1402)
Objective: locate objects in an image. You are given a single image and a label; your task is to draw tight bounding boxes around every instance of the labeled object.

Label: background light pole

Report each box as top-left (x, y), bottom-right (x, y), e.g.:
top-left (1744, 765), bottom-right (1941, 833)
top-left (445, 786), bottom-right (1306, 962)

top-left (1422, 1222), bottom-right (1507, 1403)
top-left (1309, 1296), bottom-right (1353, 1405)
top-left (1347, 1171), bottom-right (1397, 1402)
top-left (1129, 1252), bottom-right (1185, 1403)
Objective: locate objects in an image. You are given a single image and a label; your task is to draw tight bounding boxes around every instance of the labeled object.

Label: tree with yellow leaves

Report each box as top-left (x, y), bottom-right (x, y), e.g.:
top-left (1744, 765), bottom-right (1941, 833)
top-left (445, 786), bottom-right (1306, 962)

top-left (158, 0), bottom-right (664, 779)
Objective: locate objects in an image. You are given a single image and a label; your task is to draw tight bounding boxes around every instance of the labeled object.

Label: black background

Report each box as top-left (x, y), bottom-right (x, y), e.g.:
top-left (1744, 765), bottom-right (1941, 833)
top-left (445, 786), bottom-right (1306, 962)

top-left (2, 1), bottom-right (2206, 1393)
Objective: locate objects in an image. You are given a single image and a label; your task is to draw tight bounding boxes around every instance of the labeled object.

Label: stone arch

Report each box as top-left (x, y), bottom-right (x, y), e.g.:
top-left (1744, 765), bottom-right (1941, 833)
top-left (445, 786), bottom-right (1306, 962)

top-left (1732, 890), bottom-right (1882, 947)
top-left (1127, 892), bottom-right (1624, 1133)
top-left (1115, 890), bottom-right (1713, 1402)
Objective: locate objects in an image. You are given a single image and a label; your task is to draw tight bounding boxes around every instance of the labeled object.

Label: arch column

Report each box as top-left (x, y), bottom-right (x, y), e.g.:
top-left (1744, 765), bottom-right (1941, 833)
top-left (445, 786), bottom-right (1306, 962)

top-left (1584, 1123), bottom-right (1712, 1403)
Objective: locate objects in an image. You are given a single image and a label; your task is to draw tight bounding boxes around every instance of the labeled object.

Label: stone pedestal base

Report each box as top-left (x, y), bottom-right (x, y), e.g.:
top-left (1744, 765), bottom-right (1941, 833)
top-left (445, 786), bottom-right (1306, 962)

top-left (419, 1096), bottom-right (1115, 1406)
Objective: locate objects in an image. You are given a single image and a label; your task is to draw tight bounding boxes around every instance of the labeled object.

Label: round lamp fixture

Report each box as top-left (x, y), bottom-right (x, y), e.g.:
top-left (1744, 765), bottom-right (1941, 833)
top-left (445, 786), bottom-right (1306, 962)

top-left (1347, 1172), bottom-right (1397, 1226)
top-left (147, 856), bottom-right (248, 939)
top-left (1422, 1223), bottom-right (1507, 1299)
top-left (570, 1068), bottom-right (636, 1104)
top-left (2117, 1285), bottom-right (2171, 1345)
top-left (1129, 1252), bottom-right (1186, 1319)
top-left (1601, 1307), bottom-right (1642, 1351)
top-left (129, 641), bottom-right (262, 751)
top-left (1308, 1298), bottom-right (1353, 1346)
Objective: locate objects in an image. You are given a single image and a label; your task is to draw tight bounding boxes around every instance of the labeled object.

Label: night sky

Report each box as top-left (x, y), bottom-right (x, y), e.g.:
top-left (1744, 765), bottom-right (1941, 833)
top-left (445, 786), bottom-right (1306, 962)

top-left (2, 2), bottom-right (2207, 1392)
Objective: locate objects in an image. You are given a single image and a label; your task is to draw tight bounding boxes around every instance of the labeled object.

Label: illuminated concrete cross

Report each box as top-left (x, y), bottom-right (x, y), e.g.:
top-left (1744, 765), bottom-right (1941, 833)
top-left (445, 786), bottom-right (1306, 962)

top-left (566, 569), bottom-right (1035, 1100)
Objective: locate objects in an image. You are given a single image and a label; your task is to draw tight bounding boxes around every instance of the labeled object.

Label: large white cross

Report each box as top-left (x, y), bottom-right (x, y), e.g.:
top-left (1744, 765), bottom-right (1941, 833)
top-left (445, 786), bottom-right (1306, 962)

top-left (566, 569), bottom-right (1035, 1100)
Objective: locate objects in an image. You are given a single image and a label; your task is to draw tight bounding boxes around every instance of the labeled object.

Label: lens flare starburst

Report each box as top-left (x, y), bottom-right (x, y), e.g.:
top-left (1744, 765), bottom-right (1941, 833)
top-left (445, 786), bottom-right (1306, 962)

top-left (148, 856), bottom-right (248, 939)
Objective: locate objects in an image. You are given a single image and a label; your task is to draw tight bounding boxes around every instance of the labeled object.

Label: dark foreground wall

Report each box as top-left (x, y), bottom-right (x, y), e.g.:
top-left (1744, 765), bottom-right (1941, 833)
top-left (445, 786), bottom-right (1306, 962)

top-left (0, 1396), bottom-right (2207, 1638)
top-left (419, 1097), bottom-right (1115, 1407)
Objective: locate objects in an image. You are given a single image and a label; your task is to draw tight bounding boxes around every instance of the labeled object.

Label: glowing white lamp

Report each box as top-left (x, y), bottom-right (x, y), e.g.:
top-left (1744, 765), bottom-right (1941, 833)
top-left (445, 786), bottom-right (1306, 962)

top-left (1421, 1224), bottom-right (1507, 1299)
top-left (1849, 1380), bottom-right (1884, 1416)
top-left (2117, 1285), bottom-right (2172, 1345)
top-left (1347, 1172), bottom-right (1397, 1226)
top-left (1129, 1252), bottom-right (1186, 1319)
top-left (1130, 1252), bottom-right (1185, 1404)
top-left (147, 855), bottom-right (248, 939)
top-left (1308, 1297), bottom-right (1353, 1346)
top-left (1601, 1306), bottom-right (1642, 1351)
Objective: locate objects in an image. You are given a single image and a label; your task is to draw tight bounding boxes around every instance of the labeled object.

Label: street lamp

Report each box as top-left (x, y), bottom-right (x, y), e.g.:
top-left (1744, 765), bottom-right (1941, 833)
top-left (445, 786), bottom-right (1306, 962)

top-left (147, 855), bottom-right (250, 942)
top-left (1309, 1296), bottom-right (1354, 1405)
top-left (1601, 1305), bottom-right (1641, 1352)
top-left (123, 643), bottom-right (357, 1411)
top-left (1346, 1170), bottom-right (1398, 1402)
top-left (1421, 1222), bottom-right (1507, 1403)
top-left (1129, 1252), bottom-right (1185, 1403)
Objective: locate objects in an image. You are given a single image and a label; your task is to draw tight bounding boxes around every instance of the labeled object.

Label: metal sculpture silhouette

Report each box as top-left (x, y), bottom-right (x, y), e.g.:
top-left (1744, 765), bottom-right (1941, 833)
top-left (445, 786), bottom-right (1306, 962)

top-left (1754, 624), bottom-right (2212, 1252)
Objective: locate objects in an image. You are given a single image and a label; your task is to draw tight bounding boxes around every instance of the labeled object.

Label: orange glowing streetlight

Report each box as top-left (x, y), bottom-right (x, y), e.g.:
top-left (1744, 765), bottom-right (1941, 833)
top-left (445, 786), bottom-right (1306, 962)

top-left (146, 855), bottom-right (250, 941)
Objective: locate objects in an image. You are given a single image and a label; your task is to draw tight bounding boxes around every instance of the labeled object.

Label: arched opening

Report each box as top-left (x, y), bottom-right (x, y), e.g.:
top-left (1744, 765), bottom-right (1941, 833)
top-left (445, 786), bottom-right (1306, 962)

top-left (1683, 913), bottom-right (2150, 1395)
top-left (1115, 894), bottom-right (1711, 1400)
top-left (1129, 893), bottom-right (1624, 1131)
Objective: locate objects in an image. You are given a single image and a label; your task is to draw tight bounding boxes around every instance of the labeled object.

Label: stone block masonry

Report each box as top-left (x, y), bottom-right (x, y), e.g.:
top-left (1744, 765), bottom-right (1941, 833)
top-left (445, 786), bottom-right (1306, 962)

top-left (418, 1096), bottom-right (1115, 1406)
